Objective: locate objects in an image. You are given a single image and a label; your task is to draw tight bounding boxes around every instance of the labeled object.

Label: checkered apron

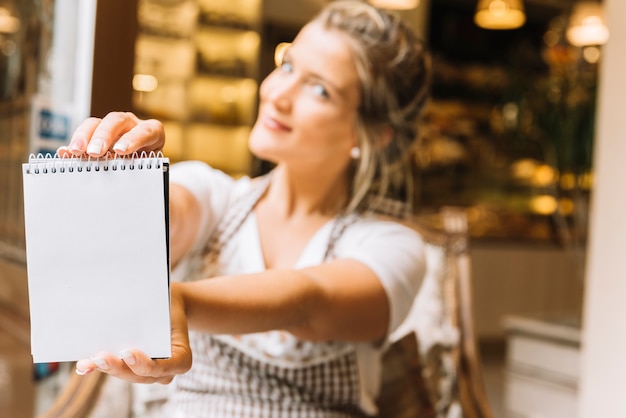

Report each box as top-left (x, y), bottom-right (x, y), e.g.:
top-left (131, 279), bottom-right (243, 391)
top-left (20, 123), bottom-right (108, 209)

top-left (165, 174), bottom-right (367, 417)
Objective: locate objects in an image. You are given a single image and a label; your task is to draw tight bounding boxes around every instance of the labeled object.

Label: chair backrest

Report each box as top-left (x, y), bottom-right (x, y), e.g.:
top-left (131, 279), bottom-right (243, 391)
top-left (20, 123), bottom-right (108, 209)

top-left (38, 368), bottom-right (108, 418)
top-left (376, 207), bottom-right (494, 418)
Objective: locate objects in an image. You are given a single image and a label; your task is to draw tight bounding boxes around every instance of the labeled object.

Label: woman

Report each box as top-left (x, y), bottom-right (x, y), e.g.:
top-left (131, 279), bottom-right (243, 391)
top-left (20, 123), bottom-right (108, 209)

top-left (65, 1), bottom-right (432, 416)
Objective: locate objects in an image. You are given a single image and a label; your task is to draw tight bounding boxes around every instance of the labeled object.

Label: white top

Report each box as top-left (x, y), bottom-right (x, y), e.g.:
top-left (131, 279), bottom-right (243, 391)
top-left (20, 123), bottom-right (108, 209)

top-left (169, 161), bottom-right (427, 414)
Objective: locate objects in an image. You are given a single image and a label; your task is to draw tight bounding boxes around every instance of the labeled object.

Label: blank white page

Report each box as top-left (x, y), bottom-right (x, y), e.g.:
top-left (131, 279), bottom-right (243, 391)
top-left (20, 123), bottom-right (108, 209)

top-left (22, 155), bottom-right (171, 363)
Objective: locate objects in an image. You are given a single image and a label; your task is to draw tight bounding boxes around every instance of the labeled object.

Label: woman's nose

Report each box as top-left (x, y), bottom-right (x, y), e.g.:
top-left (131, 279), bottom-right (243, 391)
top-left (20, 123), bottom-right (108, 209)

top-left (263, 74), bottom-right (296, 111)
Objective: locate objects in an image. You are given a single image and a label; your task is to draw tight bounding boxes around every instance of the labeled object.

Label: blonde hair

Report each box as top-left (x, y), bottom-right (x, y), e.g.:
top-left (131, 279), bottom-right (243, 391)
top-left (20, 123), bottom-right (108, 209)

top-left (312, 0), bottom-right (432, 216)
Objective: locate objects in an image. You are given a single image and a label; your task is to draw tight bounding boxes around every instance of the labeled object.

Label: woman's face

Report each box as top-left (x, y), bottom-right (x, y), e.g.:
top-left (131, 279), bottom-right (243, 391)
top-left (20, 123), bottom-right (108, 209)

top-left (249, 22), bottom-right (361, 173)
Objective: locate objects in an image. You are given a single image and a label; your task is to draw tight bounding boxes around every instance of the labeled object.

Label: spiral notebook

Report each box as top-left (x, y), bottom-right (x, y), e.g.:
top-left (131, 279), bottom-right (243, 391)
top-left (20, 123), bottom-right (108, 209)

top-left (22, 152), bottom-right (172, 363)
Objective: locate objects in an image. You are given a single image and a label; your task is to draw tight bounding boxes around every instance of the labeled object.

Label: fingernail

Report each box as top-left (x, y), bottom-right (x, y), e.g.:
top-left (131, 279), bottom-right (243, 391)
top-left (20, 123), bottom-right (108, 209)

top-left (113, 141), bottom-right (128, 153)
top-left (91, 356), bottom-right (109, 370)
top-left (119, 350), bottom-right (136, 366)
top-left (86, 138), bottom-right (104, 155)
top-left (76, 367), bottom-right (93, 376)
top-left (56, 146), bottom-right (69, 156)
top-left (68, 139), bottom-right (86, 153)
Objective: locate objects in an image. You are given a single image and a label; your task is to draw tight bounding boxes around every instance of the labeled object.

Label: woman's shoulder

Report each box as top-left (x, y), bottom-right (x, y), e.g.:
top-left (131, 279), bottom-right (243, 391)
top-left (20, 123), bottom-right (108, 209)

top-left (333, 213), bottom-right (426, 263)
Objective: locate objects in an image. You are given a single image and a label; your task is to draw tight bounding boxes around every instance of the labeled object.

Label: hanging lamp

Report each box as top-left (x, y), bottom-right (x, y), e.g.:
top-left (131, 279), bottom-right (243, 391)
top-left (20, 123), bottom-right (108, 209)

top-left (368, 0), bottom-right (420, 10)
top-left (0, 5), bottom-right (19, 34)
top-left (474, 0), bottom-right (526, 30)
top-left (566, 1), bottom-right (609, 47)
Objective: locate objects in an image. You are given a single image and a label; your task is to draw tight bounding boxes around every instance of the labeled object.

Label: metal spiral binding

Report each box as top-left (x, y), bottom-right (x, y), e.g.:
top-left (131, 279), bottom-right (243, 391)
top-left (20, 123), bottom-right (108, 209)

top-left (25, 151), bottom-right (166, 175)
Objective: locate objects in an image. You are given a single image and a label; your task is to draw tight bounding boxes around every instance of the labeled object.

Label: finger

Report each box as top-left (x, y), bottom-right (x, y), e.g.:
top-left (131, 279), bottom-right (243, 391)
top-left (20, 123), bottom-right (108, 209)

top-left (82, 352), bottom-right (172, 384)
top-left (86, 112), bottom-right (142, 157)
top-left (117, 291), bottom-right (192, 379)
top-left (76, 358), bottom-right (97, 375)
top-left (117, 349), bottom-right (172, 382)
top-left (56, 146), bottom-right (72, 158)
top-left (118, 339), bottom-right (191, 379)
top-left (112, 350), bottom-right (174, 384)
top-left (68, 117), bottom-right (102, 156)
top-left (114, 119), bottom-right (166, 156)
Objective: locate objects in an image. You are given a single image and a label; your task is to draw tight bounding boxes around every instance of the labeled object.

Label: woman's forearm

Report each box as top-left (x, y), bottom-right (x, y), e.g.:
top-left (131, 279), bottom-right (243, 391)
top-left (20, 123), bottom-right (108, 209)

top-left (174, 259), bottom-right (389, 342)
top-left (176, 270), bottom-right (320, 337)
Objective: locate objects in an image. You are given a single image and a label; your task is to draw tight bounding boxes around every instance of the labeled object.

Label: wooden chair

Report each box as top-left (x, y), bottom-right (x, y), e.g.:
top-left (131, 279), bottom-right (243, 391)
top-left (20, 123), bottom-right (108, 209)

top-left (376, 206), bottom-right (494, 418)
top-left (38, 370), bottom-right (109, 418)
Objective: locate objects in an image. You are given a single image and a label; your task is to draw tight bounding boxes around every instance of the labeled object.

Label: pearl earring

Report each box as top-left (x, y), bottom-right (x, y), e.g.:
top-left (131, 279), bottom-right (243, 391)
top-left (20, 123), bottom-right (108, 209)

top-left (350, 147), bottom-right (361, 159)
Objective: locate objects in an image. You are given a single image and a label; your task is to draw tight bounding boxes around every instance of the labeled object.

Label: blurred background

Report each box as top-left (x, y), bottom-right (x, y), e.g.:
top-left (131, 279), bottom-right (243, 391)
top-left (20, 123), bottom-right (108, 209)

top-left (0, 0), bottom-right (614, 417)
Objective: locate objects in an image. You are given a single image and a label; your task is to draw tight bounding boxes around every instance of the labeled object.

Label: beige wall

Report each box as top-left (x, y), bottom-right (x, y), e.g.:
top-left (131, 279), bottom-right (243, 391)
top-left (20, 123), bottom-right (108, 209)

top-left (578, 0), bottom-right (626, 416)
top-left (471, 243), bottom-right (585, 338)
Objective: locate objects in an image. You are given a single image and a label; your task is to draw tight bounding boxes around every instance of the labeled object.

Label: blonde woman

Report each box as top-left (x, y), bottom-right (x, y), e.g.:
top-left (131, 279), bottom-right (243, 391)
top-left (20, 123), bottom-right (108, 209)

top-left (65, 1), bottom-right (432, 416)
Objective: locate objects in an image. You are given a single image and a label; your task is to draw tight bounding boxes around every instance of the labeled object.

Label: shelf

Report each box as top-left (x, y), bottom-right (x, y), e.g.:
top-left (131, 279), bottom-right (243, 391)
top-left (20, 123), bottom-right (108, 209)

top-left (133, 0), bottom-right (261, 177)
top-left (137, 0), bottom-right (199, 39)
top-left (195, 27), bottom-right (260, 79)
top-left (197, 0), bottom-right (261, 30)
top-left (135, 35), bottom-right (196, 81)
top-left (188, 76), bottom-right (258, 125)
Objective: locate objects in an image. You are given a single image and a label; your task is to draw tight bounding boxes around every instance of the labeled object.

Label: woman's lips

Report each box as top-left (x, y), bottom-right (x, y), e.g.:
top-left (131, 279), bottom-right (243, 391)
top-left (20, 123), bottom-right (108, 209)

top-left (261, 114), bottom-right (292, 132)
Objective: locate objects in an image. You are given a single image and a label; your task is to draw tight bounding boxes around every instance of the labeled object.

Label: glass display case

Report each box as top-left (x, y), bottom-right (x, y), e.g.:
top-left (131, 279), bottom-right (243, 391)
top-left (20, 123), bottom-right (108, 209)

top-left (133, 0), bottom-right (262, 177)
top-left (413, 2), bottom-right (598, 246)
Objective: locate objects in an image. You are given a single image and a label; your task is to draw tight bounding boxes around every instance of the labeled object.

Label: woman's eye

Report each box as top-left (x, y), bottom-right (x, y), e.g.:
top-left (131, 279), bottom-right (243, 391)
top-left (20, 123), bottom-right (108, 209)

top-left (311, 84), bottom-right (329, 98)
top-left (279, 61), bottom-right (293, 73)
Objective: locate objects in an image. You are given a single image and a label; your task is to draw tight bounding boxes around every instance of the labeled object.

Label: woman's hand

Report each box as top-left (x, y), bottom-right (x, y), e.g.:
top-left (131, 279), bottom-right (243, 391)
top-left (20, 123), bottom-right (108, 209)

top-left (58, 112), bottom-right (166, 158)
top-left (75, 283), bottom-right (192, 384)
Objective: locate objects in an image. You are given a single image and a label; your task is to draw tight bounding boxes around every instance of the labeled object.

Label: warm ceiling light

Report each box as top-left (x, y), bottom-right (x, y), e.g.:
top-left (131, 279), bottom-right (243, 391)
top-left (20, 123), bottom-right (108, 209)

top-left (566, 2), bottom-right (609, 47)
top-left (132, 74), bottom-right (158, 93)
top-left (0, 7), bottom-right (20, 34)
top-left (474, 0), bottom-right (526, 30)
top-left (369, 0), bottom-right (420, 10)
